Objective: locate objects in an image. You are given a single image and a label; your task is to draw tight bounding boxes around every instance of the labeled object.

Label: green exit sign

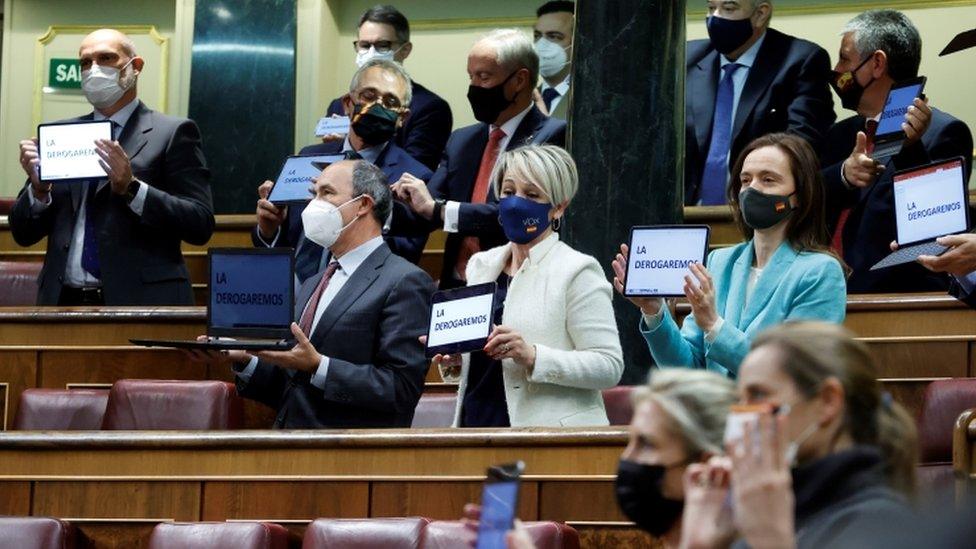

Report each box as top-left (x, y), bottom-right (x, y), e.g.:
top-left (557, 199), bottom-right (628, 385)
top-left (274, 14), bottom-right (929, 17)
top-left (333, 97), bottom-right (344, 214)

top-left (48, 58), bottom-right (82, 90)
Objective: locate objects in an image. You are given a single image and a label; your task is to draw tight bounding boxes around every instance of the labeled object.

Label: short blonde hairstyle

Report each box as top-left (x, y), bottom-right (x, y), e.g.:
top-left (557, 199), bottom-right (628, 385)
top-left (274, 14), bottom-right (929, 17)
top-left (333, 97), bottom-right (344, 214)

top-left (490, 145), bottom-right (578, 206)
top-left (633, 369), bottom-right (737, 456)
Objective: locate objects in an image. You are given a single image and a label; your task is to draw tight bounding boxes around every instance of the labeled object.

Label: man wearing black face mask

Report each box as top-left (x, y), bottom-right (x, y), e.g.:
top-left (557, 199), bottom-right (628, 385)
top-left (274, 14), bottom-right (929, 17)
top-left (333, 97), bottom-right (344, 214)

top-left (391, 29), bottom-right (566, 289)
top-left (820, 10), bottom-right (973, 293)
top-left (686, 0), bottom-right (835, 206)
top-left (252, 59), bottom-right (434, 273)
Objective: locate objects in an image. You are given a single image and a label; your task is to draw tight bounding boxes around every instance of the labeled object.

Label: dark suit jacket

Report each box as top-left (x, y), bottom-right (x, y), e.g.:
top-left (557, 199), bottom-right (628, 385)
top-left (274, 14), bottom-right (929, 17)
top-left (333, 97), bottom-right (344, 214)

top-left (9, 101), bottom-right (214, 305)
top-left (685, 28), bottom-right (835, 205)
top-left (327, 81), bottom-right (452, 171)
top-left (950, 278), bottom-right (976, 309)
top-left (821, 109), bottom-right (973, 293)
top-left (235, 243), bottom-right (434, 428)
top-left (251, 141), bottom-right (433, 264)
top-left (395, 105), bottom-right (566, 288)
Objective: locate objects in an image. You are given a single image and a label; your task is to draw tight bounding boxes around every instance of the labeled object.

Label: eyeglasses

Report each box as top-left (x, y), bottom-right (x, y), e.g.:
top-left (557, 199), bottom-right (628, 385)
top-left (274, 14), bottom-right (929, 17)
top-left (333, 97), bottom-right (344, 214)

top-left (354, 87), bottom-right (406, 111)
top-left (352, 40), bottom-right (401, 54)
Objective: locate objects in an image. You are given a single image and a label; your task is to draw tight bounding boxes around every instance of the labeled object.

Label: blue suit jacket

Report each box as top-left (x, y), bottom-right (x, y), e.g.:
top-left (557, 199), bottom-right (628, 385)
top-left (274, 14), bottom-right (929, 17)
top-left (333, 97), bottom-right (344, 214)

top-left (251, 141), bottom-right (433, 264)
top-left (327, 81), bottom-right (452, 171)
top-left (639, 241), bottom-right (847, 378)
top-left (821, 109), bottom-right (973, 293)
top-left (395, 105), bottom-right (566, 288)
top-left (685, 28), bottom-right (835, 205)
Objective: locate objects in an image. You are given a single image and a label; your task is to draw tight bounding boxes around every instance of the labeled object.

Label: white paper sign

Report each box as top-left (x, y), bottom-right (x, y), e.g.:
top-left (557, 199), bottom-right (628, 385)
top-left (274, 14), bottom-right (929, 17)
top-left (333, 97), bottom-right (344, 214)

top-left (427, 293), bottom-right (494, 348)
top-left (314, 116), bottom-right (351, 137)
top-left (38, 121), bottom-right (112, 182)
top-left (894, 159), bottom-right (967, 245)
top-left (625, 227), bottom-right (709, 296)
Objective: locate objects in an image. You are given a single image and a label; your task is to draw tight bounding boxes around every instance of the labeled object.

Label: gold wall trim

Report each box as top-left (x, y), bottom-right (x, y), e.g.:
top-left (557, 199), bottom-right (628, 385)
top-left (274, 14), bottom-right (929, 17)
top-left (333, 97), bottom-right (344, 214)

top-left (412, 16), bottom-right (534, 32)
top-left (32, 25), bottom-right (169, 127)
top-left (689, 0), bottom-right (976, 16)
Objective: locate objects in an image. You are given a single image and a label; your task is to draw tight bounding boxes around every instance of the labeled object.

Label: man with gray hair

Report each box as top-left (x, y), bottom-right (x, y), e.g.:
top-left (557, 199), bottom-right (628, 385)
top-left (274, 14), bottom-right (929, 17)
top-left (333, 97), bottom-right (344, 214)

top-left (392, 28), bottom-right (566, 289)
top-left (821, 9), bottom-right (973, 293)
top-left (253, 58), bottom-right (434, 279)
top-left (225, 159), bottom-right (434, 428)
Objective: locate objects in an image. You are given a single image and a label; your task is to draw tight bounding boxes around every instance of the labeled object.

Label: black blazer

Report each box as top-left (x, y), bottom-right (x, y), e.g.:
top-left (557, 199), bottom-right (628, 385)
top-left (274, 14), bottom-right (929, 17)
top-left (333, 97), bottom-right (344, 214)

top-left (9, 101), bottom-right (214, 305)
top-left (685, 28), bottom-right (835, 204)
top-left (252, 141), bottom-right (434, 264)
top-left (950, 278), bottom-right (976, 309)
top-left (395, 105), bottom-right (566, 288)
top-left (327, 81), bottom-right (452, 171)
top-left (236, 243), bottom-right (435, 428)
top-left (821, 109), bottom-right (973, 293)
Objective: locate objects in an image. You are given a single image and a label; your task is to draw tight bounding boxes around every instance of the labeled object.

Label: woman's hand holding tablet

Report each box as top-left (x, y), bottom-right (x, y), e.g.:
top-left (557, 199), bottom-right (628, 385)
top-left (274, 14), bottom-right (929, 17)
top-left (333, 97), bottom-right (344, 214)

top-left (611, 243), bottom-right (667, 316)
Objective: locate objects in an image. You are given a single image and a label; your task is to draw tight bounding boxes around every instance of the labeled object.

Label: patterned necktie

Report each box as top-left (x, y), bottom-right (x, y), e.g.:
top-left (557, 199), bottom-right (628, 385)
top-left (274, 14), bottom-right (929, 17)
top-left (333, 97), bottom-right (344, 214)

top-left (455, 128), bottom-right (506, 280)
top-left (298, 261), bottom-right (340, 336)
top-left (542, 87), bottom-right (560, 112)
top-left (700, 62), bottom-right (743, 206)
top-left (830, 119), bottom-right (879, 255)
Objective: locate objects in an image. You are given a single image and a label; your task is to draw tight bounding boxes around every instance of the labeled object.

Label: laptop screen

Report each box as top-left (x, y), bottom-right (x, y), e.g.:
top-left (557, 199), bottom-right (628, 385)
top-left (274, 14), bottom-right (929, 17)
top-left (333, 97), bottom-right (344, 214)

top-left (893, 158), bottom-right (969, 245)
top-left (208, 249), bottom-right (295, 339)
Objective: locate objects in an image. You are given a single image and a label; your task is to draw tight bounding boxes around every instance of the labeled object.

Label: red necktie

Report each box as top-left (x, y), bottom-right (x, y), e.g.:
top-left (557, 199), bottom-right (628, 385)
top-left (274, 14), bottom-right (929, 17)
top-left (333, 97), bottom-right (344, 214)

top-left (298, 261), bottom-right (340, 336)
top-left (831, 119), bottom-right (878, 255)
top-left (455, 127), bottom-right (506, 280)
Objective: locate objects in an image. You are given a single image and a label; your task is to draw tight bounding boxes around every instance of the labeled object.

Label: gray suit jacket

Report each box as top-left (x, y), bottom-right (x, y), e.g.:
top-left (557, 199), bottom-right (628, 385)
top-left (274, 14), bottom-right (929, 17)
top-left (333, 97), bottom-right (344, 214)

top-left (236, 243), bottom-right (435, 428)
top-left (9, 101), bottom-right (214, 305)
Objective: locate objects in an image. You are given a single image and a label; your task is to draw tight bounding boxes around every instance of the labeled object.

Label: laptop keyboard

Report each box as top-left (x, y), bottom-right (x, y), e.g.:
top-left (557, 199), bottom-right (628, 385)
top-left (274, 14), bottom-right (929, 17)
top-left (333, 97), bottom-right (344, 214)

top-left (871, 241), bottom-right (947, 270)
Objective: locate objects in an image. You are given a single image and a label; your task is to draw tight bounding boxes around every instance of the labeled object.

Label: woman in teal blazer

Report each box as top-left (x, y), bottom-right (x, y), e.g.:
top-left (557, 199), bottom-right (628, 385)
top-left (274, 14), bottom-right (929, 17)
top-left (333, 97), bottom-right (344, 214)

top-left (612, 133), bottom-right (847, 378)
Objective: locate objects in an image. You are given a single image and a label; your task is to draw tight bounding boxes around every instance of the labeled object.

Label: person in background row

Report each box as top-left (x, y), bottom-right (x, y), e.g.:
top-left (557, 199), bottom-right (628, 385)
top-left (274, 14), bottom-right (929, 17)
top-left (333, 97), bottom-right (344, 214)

top-left (680, 321), bottom-right (917, 549)
top-left (821, 9), bottom-right (973, 294)
top-left (10, 28), bottom-right (214, 306)
top-left (392, 28), bottom-right (566, 290)
top-left (685, 0), bottom-right (835, 206)
top-left (532, 1), bottom-right (574, 119)
top-left (204, 160), bottom-right (433, 429)
top-left (612, 133), bottom-right (846, 379)
top-left (253, 59), bottom-right (433, 281)
top-left (322, 4), bottom-right (452, 171)
top-left (431, 145), bottom-right (622, 427)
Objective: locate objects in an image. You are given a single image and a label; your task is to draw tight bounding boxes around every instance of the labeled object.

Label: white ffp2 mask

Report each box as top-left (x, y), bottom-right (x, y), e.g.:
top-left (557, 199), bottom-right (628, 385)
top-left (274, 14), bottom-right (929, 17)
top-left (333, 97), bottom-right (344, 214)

top-left (301, 195), bottom-right (364, 249)
top-left (82, 59), bottom-right (135, 109)
top-left (534, 38), bottom-right (569, 78)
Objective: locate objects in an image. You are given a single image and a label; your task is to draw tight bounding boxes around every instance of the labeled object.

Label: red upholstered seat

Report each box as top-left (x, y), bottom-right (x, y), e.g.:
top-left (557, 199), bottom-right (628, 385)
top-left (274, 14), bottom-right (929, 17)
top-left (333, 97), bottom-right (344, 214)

top-left (916, 378), bottom-right (976, 498)
top-left (0, 261), bottom-right (41, 306)
top-left (13, 388), bottom-right (109, 430)
top-left (424, 521), bottom-right (580, 549)
top-left (0, 197), bottom-right (15, 215)
top-left (101, 380), bottom-right (244, 430)
top-left (411, 394), bottom-right (457, 428)
top-left (602, 385), bottom-right (635, 426)
top-left (0, 516), bottom-right (80, 549)
top-left (302, 517), bottom-right (429, 549)
top-left (148, 522), bottom-right (289, 549)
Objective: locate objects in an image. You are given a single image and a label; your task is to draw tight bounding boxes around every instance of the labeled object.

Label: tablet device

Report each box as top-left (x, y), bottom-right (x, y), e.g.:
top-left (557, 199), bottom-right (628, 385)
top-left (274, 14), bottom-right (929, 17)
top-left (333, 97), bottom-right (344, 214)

top-left (425, 282), bottom-right (497, 358)
top-left (476, 461), bottom-right (524, 549)
top-left (267, 154), bottom-right (344, 204)
top-left (314, 116), bottom-right (351, 137)
top-left (623, 225), bottom-right (710, 297)
top-left (37, 120), bottom-right (112, 183)
top-left (872, 77), bottom-right (926, 162)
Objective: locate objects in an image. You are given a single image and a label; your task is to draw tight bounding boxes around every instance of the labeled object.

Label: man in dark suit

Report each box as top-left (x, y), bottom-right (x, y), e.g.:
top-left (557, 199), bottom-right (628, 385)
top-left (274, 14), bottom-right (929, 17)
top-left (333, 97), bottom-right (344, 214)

top-left (392, 29), bottom-right (567, 289)
top-left (686, 0), bottom-right (835, 205)
top-left (10, 28), bottom-right (213, 306)
top-left (533, 1), bottom-right (574, 120)
top-left (216, 160), bottom-right (433, 429)
top-left (254, 59), bottom-right (433, 277)
top-left (321, 5), bottom-right (451, 172)
top-left (821, 9), bottom-right (974, 293)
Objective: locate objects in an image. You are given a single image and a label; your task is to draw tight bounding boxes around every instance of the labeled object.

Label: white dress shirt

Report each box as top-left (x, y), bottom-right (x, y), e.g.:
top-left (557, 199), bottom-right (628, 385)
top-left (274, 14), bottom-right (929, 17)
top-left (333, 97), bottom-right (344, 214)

top-left (235, 236), bottom-right (385, 389)
top-left (28, 97), bottom-right (148, 288)
top-left (540, 75), bottom-right (571, 113)
top-left (443, 103), bottom-right (535, 233)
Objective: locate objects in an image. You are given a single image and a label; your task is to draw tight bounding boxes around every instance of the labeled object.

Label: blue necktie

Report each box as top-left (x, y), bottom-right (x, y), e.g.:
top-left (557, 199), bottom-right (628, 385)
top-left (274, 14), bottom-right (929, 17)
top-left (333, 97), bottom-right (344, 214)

top-left (81, 181), bottom-right (102, 279)
top-left (700, 63), bottom-right (742, 206)
top-left (542, 88), bottom-right (560, 112)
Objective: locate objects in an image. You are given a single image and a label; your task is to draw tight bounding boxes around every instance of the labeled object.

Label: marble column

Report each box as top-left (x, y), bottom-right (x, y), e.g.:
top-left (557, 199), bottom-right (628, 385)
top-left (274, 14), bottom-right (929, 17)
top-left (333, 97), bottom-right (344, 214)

top-left (563, 0), bottom-right (686, 384)
top-left (189, 0), bottom-right (297, 214)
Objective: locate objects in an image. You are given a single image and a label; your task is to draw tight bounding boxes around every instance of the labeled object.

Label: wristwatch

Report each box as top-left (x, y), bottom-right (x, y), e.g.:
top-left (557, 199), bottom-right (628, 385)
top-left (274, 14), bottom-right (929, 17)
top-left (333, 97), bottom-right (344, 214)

top-left (124, 179), bottom-right (141, 204)
top-left (432, 198), bottom-right (447, 221)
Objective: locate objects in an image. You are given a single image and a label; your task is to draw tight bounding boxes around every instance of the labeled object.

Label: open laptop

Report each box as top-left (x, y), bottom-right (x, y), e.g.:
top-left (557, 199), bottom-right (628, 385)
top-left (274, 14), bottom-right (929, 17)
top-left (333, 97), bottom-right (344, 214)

top-left (870, 157), bottom-right (970, 271)
top-left (131, 248), bottom-right (297, 350)
top-left (871, 77), bottom-right (926, 165)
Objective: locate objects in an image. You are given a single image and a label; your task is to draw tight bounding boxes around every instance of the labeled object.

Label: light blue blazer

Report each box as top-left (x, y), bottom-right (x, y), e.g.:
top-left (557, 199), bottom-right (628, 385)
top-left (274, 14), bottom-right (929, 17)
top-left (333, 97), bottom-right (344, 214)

top-left (639, 240), bottom-right (847, 378)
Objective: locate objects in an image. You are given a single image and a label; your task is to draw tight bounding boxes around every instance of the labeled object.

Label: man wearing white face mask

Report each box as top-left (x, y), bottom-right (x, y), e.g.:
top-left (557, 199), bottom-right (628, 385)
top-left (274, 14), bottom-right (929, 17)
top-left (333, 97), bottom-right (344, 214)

top-left (10, 28), bottom-right (214, 306)
top-left (533, 1), bottom-right (574, 120)
top-left (211, 160), bottom-right (434, 428)
top-left (321, 5), bottom-right (452, 171)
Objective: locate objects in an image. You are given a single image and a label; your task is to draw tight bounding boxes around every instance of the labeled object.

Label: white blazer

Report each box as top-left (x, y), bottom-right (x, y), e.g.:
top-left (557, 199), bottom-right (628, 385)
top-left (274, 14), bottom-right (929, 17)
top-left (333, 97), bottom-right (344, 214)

top-left (453, 233), bottom-right (624, 427)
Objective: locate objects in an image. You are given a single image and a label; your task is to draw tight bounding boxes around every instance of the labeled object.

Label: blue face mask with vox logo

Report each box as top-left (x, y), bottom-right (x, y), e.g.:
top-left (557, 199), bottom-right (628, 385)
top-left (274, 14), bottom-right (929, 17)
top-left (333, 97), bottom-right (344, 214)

top-left (498, 196), bottom-right (553, 244)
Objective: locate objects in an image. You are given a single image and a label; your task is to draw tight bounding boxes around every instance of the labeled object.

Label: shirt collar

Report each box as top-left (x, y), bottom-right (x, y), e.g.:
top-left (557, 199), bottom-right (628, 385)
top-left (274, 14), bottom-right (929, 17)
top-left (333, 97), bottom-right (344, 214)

top-left (333, 235), bottom-right (384, 276)
top-left (720, 31), bottom-right (766, 69)
top-left (342, 136), bottom-right (387, 164)
top-left (540, 75), bottom-right (571, 95)
top-left (92, 97), bottom-right (139, 132)
top-left (492, 103), bottom-right (534, 138)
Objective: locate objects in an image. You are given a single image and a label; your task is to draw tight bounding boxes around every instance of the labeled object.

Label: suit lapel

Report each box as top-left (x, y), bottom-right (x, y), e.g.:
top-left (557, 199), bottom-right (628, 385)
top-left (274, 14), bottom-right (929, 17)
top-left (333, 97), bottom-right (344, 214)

top-left (690, 52), bottom-right (720, 153)
top-left (120, 101), bottom-right (151, 163)
top-left (732, 33), bottom-right (779, 142)
top-left (309, 245), bottom-right (388, 341)
top-left (456, 126), bottom-right (489, 202)
top-left (740, 241), bottom-right (798, 329)
top-left (507, 106), bottom-right (545, 150)
top-left (723, 241), bottom-right (753, 328)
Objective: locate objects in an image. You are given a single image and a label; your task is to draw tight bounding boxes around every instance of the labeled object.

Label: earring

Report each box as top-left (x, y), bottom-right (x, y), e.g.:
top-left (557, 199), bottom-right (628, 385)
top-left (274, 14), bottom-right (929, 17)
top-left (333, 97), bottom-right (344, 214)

top-left (552, 217), bottom-right (562, 231)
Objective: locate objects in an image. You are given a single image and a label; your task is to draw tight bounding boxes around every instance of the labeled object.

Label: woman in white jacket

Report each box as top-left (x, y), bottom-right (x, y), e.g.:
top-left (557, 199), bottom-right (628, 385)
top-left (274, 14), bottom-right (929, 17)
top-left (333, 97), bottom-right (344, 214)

top-left (437, 145), bottom-right (624, 427)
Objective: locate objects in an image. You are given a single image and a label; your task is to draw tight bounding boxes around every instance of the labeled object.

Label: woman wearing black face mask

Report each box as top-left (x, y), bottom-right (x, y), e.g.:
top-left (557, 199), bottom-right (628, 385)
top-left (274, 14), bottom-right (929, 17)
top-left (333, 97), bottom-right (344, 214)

top-left (616, 369), bottom-right (736, 545)
top-left (611, 133), bottom-right (848, 379)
